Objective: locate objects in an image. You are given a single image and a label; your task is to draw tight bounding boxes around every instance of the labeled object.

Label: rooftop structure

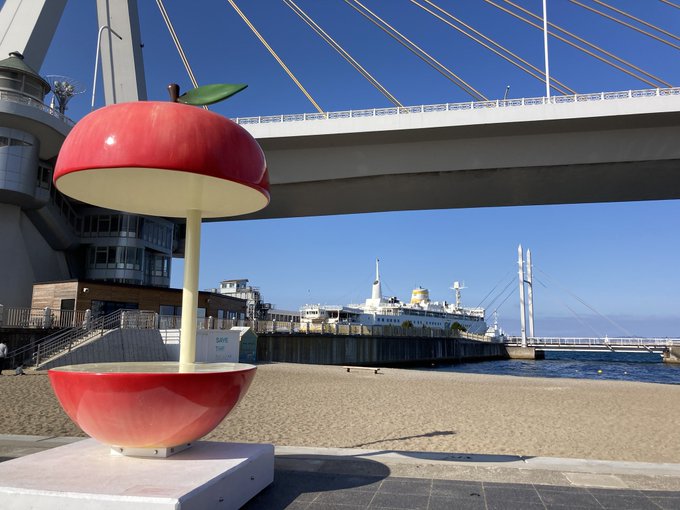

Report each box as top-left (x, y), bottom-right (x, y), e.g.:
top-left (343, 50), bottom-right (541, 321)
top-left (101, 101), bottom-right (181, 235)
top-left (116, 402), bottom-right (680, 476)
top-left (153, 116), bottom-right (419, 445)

top-left (210, 279), bottom-right (273, 320)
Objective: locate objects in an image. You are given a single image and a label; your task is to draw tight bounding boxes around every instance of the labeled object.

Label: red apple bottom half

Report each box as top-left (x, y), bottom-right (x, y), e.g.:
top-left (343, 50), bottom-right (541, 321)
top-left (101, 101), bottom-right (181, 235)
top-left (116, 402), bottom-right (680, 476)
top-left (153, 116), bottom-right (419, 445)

top-left (48, 362), bottom-right (256, 449)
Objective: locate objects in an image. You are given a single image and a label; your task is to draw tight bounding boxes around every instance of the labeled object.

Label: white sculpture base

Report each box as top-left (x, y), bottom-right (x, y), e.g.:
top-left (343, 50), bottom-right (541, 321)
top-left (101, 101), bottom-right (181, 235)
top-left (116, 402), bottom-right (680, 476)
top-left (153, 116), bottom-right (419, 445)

top-left (0, 438), bottom-right (274, 509)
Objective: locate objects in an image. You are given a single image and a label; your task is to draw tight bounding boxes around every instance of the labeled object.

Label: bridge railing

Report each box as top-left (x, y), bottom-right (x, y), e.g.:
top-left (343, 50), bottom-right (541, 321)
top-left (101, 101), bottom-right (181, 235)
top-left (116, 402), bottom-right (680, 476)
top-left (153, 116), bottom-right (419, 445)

top-left (234, 87), bottom-right (680, 126)
top-left (505, 337), bottom-right (680, 347)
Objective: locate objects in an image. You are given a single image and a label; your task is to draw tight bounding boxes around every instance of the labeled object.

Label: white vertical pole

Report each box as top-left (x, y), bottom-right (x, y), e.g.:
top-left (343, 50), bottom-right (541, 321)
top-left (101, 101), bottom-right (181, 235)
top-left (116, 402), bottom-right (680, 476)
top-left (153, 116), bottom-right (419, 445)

top-left (179, 209), bottom-right (202, 366)
top-left (543, 0), bottom-right (551, 100)
top-left (518, 244), bottom-right (527, 347)
top-left (526, 249), bottom-right (535, 339)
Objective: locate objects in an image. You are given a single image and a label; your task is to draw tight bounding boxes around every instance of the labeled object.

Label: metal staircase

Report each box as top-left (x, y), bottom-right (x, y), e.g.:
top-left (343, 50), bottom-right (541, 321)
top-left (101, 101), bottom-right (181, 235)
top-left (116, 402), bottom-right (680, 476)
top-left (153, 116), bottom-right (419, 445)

top-left (8, 310), bottom-right (157, 369)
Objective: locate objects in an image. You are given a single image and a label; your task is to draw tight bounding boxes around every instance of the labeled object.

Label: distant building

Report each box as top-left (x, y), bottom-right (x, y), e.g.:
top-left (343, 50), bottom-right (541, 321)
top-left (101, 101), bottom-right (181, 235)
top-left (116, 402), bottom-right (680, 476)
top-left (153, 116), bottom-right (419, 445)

top-left (266, 309), bottom-right (300, 322)
top-left (208, 279), bottom-right (301, 322)
top-left (209, 279), bottom-right (272, 320)
top-left (31, 280), bottom-right (246, 321)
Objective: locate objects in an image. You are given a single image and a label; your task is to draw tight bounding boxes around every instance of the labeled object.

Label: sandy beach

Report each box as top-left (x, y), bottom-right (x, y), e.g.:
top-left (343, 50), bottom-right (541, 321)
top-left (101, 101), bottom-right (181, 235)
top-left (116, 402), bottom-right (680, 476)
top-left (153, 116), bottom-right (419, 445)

top-left (1, 363), bottom-right (679, 463)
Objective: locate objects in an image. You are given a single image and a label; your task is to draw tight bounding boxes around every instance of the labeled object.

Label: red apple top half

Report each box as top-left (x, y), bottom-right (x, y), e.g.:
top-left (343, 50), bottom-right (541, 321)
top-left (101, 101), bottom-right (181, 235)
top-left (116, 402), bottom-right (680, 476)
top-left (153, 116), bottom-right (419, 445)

top-left (53, 84), bottom-right (270, 218)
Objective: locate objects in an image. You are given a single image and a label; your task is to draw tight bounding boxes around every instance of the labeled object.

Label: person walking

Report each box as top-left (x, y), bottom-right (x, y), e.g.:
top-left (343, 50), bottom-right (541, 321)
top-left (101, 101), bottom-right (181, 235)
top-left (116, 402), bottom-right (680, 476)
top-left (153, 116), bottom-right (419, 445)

top-left (0, 341), bottom-right (7, 375)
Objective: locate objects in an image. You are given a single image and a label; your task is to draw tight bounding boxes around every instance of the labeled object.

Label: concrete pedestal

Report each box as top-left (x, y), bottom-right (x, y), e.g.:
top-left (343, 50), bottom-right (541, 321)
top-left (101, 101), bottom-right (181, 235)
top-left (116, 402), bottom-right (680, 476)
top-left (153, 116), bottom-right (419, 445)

top-left (505, 346), bottom-right (544, 360)
top-left (663, 347), bottom-right (680, 364)
top-left (0, 438), bottom-right (274, 509)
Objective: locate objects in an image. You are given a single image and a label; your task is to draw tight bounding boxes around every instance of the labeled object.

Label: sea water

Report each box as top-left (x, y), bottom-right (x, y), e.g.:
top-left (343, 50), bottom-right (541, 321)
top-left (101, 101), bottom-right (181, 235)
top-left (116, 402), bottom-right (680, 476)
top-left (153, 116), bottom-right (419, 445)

top-left (433, 351), bottom-right (680, 385)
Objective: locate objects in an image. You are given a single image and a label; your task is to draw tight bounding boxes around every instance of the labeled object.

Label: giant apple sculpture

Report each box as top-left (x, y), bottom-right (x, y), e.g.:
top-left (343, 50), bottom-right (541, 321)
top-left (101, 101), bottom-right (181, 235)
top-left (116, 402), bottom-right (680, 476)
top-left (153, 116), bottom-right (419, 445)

top-left (48, 84), bottom-right (269, 454)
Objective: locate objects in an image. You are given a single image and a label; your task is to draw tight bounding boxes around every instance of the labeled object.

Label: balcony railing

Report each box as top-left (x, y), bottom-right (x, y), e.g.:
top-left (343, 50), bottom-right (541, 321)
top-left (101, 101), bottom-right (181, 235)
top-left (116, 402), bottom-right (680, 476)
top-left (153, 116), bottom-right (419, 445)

top-left (0, 306), bottom-right (87, 329)
top-left (0, 89), bottom-right (74, 126)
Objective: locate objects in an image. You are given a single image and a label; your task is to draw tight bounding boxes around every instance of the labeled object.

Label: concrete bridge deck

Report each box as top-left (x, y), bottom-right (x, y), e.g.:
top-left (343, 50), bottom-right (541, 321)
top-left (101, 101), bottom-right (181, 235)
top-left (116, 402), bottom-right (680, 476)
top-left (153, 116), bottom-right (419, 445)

top-left (230, 87), bottom-right (680, 221)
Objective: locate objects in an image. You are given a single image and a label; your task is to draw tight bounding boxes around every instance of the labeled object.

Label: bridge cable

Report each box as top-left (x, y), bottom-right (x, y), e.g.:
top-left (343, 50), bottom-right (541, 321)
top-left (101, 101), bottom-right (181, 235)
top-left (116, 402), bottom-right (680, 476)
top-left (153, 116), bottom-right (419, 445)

top-left (535, 267), bottom-right (636, 337)
top-left (481, 277), bottom-right (516, 313)
top-left (283, 0), bottom-right (403, 108)
top-left (534, 277), bottom-right (604, 338)
top-left (225, 0), bottom-right (324, 113)
top-left (410, 0), bottom-right (576, 96)
top-left (476, 271), bottom-right (514, 309)
top-left (493, 0), bottom-right (673, 87)
top-left (155, 0), bottom-right (208, 109)
top-left (659, 0), bottom-right (680, 9)
top-left (343, 0), bottom-right (487, 101)
top-left (496, 0), bottom-right (674, 87)
top-left (588, 0), bottom-right (680, 42)
top-left (569, 0), bottom-right (680, 51)
top-left (484, 0), bottom-right (672, 88)
top-left (488, 279), bottom-right (519, 315)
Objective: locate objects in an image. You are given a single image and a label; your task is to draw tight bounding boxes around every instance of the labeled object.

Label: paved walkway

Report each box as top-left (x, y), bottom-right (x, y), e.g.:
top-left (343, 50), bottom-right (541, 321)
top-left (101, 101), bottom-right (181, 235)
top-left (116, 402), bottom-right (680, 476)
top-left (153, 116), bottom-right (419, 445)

top-left (1, 435), bottom-right (680, 509)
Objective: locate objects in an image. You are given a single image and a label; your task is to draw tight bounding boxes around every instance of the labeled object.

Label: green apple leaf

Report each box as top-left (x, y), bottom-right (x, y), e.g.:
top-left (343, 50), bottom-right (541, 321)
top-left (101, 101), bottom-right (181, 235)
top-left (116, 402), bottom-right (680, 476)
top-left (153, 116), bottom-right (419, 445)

top-left (177, 84), bottom-right (248, 106)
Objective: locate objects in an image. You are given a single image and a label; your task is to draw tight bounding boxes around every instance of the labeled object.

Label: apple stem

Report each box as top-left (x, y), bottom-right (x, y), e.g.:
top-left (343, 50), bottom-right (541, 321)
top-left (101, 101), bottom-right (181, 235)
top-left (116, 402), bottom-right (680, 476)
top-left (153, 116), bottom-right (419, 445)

top-left (167, 83), bottom-right (180, 102)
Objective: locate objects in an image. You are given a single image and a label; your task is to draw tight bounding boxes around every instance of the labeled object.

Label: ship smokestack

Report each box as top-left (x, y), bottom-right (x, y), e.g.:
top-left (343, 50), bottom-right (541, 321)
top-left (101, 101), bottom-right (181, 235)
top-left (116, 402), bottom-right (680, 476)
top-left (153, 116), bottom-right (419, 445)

top-left (371, 258), bottom-right (382, 301)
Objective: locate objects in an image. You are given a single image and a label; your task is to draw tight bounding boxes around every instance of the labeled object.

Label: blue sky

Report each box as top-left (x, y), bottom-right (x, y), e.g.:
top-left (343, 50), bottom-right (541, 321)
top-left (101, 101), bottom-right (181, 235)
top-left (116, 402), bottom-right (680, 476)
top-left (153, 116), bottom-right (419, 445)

top-left (37, 0), bottom-right (679, 337)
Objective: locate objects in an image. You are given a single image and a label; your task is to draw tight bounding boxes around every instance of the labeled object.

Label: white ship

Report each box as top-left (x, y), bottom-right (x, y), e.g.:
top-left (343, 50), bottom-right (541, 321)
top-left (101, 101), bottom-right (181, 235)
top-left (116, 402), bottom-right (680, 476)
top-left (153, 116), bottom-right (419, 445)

top-left (300, 260), bottom-right (488, 334)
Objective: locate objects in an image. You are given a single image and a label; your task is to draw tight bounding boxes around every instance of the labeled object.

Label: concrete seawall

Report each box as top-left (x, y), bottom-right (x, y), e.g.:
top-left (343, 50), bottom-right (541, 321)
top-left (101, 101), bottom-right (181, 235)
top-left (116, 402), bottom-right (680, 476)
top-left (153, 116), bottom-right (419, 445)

top-left (256, 334), bottom-right (506, 366)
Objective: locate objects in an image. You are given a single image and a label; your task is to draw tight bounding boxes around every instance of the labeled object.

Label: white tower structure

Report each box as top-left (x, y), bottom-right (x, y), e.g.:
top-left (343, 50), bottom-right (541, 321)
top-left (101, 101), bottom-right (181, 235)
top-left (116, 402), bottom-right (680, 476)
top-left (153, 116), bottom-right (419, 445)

top-left (0, 0), bottom-right (67, 70)
top-left (526, 248), bottom-right (535, 338)
top-left (517, 244), bottom-right (527, 347)
top-left (0, 1), bottom-right (171, 307)
top-left (94, 0), bottom-right (147, 105)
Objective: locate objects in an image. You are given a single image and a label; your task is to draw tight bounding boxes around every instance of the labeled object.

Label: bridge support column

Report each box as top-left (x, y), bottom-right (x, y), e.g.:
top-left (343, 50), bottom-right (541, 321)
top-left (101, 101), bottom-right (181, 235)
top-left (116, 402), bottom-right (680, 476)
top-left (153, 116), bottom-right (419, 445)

top-left (505, 346), bottom-right (544, 360)
top-left (663, 347), bottom-right (680, 364)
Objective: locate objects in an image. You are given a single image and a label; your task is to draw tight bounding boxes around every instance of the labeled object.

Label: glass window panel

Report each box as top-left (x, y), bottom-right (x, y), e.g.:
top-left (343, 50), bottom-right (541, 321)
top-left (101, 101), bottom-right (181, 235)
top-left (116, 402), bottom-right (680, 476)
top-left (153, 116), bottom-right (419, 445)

top-left (159, 305), bottom-right (174, 316)
top-left (9, 138), bottom-right (31, 146)
top-left (95, 247), bottom-right (107, 265)
top-left (98, 216), bottom-right (110, 234)
top-left (107, 247), bottom-right (116, 267)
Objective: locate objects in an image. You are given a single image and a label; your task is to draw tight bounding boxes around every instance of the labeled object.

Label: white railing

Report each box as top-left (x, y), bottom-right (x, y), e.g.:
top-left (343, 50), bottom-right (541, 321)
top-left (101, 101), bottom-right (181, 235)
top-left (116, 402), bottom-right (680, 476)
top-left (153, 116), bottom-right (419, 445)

top-left (0, 90), bottom-right (75, 126)
top-left (158, 315), bottom-right (487, 341)
top-left (505, 337), bottom-right (680, 348)
top-left (234, 87), bottom-right (680, 127)
top-left (0, 306), bottom-right (88, 329)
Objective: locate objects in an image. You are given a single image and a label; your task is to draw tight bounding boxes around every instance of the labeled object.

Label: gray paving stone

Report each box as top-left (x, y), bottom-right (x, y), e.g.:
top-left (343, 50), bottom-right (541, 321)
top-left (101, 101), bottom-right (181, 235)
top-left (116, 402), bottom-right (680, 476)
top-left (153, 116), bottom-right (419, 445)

top-left (377, 478), bottom-right (432, 496)
top-left (430, 479), bottom-right (483, 497)
top-left (483, 485), bottom-right (542, 503)
top-left (486, 500), bottom-right (546, 510)
top-left (648, 496), bottom-right (680, 510)
top-left (369, 491), bottom-right (429, 509)
top-left (590, 492), bottom-right (665, 510)
top-left (428, 494), bottom-right (486, 510)
top-left (537, 488), bottom-right (601, 507)
top-left (314, 489), bottom-right (376, 506)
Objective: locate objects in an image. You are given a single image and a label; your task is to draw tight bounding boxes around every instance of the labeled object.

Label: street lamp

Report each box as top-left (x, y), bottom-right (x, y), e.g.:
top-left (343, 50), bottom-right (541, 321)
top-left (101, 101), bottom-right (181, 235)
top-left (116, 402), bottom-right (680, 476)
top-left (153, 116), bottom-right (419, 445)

top-left (503, 85), bottom-right (511, 100)
top-left (91, 25), bottom-right (123, 111)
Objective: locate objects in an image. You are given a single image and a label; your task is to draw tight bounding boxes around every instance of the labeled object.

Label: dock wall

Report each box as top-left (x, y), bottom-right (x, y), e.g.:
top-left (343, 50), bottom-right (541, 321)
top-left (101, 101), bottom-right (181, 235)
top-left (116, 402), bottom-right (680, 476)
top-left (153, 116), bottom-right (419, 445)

top-left (256, 334), bottom-right (506, 366)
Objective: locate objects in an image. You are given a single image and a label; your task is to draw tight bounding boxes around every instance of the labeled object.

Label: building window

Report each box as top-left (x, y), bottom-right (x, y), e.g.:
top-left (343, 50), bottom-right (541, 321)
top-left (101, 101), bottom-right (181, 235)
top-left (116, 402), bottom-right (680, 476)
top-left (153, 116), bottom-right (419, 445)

top-left (87, 246), bottom-right (143, 270)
